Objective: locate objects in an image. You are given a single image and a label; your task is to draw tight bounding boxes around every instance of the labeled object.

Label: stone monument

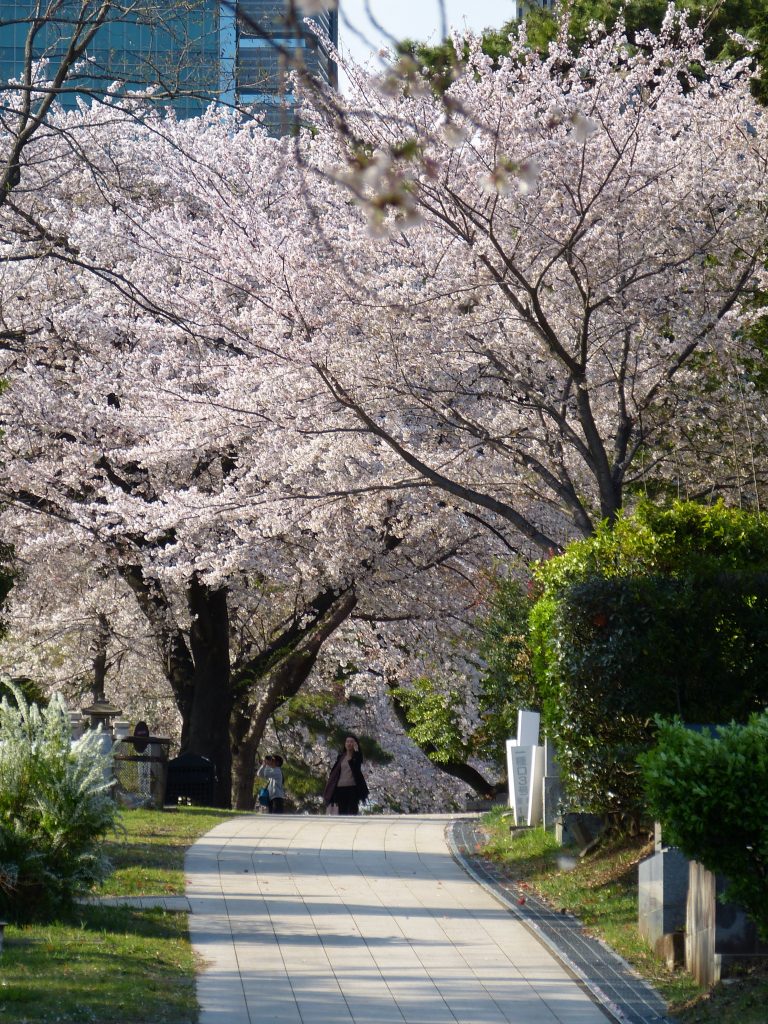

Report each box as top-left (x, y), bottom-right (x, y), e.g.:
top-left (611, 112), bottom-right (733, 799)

top-left (637, 822), bottom-right (689, 969)
top-left (506, 709), bottom-right (544, 826)
top-left (542, 736), bottom-right (566, 829)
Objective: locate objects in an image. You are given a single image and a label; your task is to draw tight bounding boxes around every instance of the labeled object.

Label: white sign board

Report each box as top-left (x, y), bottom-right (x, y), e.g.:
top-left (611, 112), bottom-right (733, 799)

top-left (506, 709), bottom-right (544, 825)
top-left (506, 741), bottom-right (544, 826)
top-left (516, 709), bottom-right (541, 748)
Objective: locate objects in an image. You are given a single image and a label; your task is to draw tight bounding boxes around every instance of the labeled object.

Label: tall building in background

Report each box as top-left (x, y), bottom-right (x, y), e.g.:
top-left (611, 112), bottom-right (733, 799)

top-left (510, 0), bottom-right (554, 17)
top-left (229, 1), bottom-right (337, 116)
top-left (0, 1), bottom-right (337, 125)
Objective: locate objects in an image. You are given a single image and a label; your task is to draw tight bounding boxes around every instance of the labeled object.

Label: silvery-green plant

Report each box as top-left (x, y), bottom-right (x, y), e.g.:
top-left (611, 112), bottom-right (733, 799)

top-left (0, 681), bottom-right (117, 919)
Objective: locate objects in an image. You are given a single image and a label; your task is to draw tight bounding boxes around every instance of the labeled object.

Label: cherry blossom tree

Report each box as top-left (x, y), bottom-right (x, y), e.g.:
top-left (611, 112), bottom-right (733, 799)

top-left (297, 10), bottom-right (768, 552)
top-left (0, 102), bottom-right (507, 807)
top-left (1, 0), bottom-right (113, 201)
top-left (0, 0), bottom-right (462, 219)
top-left (0, 544), bottom-right (181, 736)
top-left (0, 0), bottom-right (248, 209)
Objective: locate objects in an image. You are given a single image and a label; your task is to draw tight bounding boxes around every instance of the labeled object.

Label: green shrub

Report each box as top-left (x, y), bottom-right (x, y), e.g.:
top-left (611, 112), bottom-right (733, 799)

top-left (528, 501), bottom-right (768, 825)
top-left (639, 712), bottom-right (768, 940)
top-left (476, 574), bottom-right (538, 766)
top-left (392, 677), bottom-right (472, 765)
top-left (0, 681), bottom-right (118, 920)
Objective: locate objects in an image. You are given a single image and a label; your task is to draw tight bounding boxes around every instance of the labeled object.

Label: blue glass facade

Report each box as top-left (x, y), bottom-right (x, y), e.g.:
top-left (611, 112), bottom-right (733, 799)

top-left (235, 2), bottom-right (338, 128)
top-left (0, 1), bottom-right (222, 116)
top-left (0, 1), bottom-right (337, 121)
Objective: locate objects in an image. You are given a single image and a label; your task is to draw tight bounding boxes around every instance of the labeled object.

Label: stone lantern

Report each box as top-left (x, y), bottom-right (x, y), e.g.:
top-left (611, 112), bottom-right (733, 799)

top-left (81, 698), bottom-right (123, 737)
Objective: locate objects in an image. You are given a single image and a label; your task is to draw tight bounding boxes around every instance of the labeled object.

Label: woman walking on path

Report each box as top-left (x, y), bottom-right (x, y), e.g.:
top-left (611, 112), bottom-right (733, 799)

top-left (323, 735), bottom-right (369, 815)
top-left (258, 754), bottom-right (285, 813)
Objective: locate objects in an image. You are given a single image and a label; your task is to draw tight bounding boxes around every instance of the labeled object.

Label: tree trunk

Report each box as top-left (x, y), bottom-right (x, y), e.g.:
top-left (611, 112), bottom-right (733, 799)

top-left (185, 577), bottom-right (233, 807)
top-left (121, 565), bottom-right (234, 807)
top-left (229, 588), bottom-right (359, 810)
top-left (231, 711), bottom-right (260, 811)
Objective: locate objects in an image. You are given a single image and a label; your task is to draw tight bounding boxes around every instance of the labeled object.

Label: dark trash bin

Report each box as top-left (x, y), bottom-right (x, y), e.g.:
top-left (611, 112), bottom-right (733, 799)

top-left (164, 752), bottom-right (217, 807)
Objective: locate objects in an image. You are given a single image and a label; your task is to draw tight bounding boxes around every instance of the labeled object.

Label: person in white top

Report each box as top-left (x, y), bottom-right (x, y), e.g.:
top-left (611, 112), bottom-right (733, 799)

top-left (258, 755), bottom-right (285, 813)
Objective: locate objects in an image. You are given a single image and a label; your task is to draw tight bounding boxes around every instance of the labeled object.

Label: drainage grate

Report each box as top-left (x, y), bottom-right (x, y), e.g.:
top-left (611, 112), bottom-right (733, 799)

top-left (448, 819), bottom-right (675, 1024)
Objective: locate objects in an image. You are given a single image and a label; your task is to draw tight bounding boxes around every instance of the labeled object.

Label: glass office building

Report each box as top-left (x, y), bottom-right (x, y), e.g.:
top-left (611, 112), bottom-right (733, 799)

top-left (234, 2), bottom-right (337, 99)
top-left (0, 1), bottom-right (337, 122)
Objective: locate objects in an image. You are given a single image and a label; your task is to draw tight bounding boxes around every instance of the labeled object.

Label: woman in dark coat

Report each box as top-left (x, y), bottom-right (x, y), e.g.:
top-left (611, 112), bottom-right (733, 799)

top-left (323, 734), bottom-right (369, 815)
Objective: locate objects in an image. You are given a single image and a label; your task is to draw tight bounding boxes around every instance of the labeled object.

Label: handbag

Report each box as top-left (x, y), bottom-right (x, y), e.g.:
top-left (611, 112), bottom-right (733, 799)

top-left (258, 785), bottom-right (270, 807)
top-left (325, 803), bottom-right (339, 816)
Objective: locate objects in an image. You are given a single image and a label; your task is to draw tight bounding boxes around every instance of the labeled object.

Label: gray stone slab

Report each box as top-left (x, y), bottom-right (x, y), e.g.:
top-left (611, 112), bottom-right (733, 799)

top-left (638, 847), bottom-right (689, 951)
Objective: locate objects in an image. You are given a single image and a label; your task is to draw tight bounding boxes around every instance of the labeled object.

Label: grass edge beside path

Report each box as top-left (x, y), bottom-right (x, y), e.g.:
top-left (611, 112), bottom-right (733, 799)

top-left (478, 808), bottom-right (768, 1024)
top-left (99, 806), bottom-right (245, 897)
top-left (0, 806), bottom-right (243, 1024)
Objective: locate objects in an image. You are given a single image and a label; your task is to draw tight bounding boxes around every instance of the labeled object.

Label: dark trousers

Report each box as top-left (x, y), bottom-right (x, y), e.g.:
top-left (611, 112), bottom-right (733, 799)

top-left (334, 786), bottom-right (359, 815)
top-left (269, 798), bottom-right (284, 814)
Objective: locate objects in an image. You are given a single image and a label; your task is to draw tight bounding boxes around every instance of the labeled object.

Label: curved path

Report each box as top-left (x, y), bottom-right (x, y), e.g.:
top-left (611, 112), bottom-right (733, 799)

top-left (186, 814), bottom-right (613, 1024)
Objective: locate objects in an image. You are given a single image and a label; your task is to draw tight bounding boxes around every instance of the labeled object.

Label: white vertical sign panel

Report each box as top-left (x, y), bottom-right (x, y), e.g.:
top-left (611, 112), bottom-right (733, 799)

top-left (527, 745), bottom-right (545, 826)
top-left (507, 742), bottom-right (537, 824)
top-left (517, 709), bottom-right (541, 748)
top-left (507, 710), bottom-right (543, 825)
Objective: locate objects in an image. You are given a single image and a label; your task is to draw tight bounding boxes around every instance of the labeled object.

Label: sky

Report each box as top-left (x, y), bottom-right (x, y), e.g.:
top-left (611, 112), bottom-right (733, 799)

top-left (337, 1), bottom-right (517, 68)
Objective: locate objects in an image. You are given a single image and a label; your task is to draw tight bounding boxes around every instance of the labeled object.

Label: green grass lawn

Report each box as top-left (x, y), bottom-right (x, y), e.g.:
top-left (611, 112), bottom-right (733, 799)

top-left (0, 806), bottom-right (243, 1024)
top-left (0, 906), bottom-right (196, 1024)
top-left (479, 808), bottom-right (768, 1024)
top-left (99, 806), bottom-right (244, 896)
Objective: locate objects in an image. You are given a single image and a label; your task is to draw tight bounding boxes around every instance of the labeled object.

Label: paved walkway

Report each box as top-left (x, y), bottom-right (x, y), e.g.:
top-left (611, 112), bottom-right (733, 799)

top-left (185, 814), bottom-right (616, 1024)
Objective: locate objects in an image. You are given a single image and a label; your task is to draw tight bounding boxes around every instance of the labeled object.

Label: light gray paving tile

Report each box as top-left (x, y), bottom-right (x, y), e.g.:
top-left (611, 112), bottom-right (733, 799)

top-left (398, 1008), bottom-right (460, 1024)
top-left (343, 1008), bottom-right (406, 1024)
top-left (196, 969), bottom-right (250, 1024)
top-left (243, 1007), bottom-right (302, 1024)
top-left (186, 815), bottom-right (625, 1024)
top-left (535, 985), bottom-right (614, 1021)
top-left (369, 952), bottom-right (432, 972)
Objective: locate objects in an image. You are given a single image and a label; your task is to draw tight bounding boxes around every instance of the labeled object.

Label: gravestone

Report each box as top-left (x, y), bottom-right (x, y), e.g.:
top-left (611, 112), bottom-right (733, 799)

top-left (638, 823), bottom-right (689, 968)
top-left (556, 811), bottom-right (604, 849)
top-left (165, 751), bottom-right (216, 806)
top-left (542, 737), bottom-right (564, 829)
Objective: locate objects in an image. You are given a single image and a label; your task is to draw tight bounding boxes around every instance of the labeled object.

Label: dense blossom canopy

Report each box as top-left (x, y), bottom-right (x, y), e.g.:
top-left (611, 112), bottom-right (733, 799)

top-left (305, 10), bottom-right (768, 548)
